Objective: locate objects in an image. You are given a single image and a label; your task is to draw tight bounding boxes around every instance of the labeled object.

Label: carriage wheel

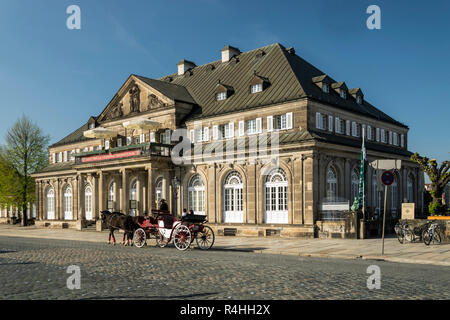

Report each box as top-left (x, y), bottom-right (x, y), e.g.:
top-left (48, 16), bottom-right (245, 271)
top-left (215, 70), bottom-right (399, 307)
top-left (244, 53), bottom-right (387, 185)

top-left (133, 228), bottom-right (147, 248)
top-left (195, 225), bottom-right (215, 250)
top-left (173, 225), bottom-right (192, 251)
top-left (156, 232), bottom-right (169, 248)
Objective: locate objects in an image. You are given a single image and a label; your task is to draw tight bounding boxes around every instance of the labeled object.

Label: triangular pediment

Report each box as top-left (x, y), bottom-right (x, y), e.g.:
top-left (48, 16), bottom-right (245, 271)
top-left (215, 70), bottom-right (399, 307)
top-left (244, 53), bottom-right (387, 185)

top-left (97, 75), bottom-right (176, 123)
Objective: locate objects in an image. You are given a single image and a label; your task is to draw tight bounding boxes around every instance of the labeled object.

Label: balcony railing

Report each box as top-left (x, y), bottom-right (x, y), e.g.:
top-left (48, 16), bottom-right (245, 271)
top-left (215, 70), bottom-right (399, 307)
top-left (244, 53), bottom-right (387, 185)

top-left (74, 142), bottom-right (173, 164)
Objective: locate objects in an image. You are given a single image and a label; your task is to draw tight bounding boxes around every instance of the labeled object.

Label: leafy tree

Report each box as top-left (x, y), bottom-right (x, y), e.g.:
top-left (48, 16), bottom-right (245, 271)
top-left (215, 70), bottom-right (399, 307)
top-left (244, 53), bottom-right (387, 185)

top-left (0, 115), bottom-right (49, 225)
top-left (411, 152), bottom-right (449, 215)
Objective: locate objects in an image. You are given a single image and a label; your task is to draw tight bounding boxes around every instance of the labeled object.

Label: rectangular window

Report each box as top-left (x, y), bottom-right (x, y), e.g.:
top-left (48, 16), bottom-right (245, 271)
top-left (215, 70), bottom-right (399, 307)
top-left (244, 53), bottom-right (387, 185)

top-left (367, 126), bottom-right (373, 140)
top-left (216, 92), bottom-right (227, 101)
top-left (393, 132), bottom-right (398, 146)
top-left (401, 134), bottom-right (404, 148)
top-left (219, 124), bottom-right (230, 139)
top-left (274, 114), bottom-right (287, 130)
top-left (117, 138), bottom-right (122, 147)
top-left (389, 131), bottom-right (393, 144)
top-left (246, 119), bottom-right (257, 135)
top-left (346, 120), bottom-right (350, 135)
top-left (376, 128), bottom-right (380, 142)
top-left (328, 115), bottom-right (333, 132)
top-left (105, 140), bottom-right (110, 150)
top-left (126, 137), bottom-right (132, 145)
top-left (251, 83), bottom-right (263, 93)
top-left (381, 129), bottom-right (386, 143)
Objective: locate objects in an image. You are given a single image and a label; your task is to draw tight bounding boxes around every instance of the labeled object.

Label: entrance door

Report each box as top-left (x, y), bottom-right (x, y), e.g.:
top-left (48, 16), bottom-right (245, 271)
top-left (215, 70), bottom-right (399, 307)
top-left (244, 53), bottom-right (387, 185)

top-left (63, 186), bottom-right (73, 220)
top-left (264, 169), bottom-right (288, 224)
top-left (85, 185), bottom-right (93, 220)
top-left (223, 172), bottom-right (243, 223)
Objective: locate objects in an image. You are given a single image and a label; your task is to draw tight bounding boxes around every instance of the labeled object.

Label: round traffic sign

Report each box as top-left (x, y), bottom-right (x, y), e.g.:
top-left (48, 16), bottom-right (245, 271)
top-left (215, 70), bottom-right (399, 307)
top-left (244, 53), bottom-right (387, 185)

top-left (381, 171), bottom-right (394, 186)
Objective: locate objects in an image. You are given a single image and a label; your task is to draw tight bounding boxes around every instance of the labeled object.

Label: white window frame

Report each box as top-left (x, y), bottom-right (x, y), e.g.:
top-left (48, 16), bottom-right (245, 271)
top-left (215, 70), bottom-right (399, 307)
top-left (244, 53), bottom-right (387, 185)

top-left (223, 171), bottom-right (244, 223)
top-left (251, 83), bottom-right (263, 93)
top-left (328, 115), bottom-right (333, 132)
top-left (46, 188), bottom-right (55, 220)
top-left (85, 185), bottom-right (93, 220)
top-left (63, 185), bottom-right (73, 220)
top-left (246, 119), bottom-right (257, 135)
top-left (188, 175), bottom-right (205, 215)
top-left (216, 91), bottom-right (227, 101)
top-left (264, 169), bottom-right (288, 224)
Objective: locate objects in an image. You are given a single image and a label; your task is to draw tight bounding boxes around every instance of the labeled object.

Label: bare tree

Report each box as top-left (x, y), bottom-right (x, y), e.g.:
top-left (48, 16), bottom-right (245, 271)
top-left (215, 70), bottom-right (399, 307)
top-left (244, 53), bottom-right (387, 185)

top-left (0, 115), bottom-right (49, 225)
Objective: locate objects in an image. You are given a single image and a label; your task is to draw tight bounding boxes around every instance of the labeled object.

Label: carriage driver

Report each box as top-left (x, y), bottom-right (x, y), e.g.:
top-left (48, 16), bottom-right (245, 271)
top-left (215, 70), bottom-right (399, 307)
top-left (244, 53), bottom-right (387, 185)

top-left (159, 199), bottom-right (169, 212)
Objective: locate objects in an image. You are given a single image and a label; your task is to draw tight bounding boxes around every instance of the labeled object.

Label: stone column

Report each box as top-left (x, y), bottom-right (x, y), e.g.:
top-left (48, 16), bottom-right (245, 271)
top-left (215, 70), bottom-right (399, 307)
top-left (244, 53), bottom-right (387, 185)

top-left (73, 177), bottom-right (79, 221)
top-left (207, 164), bottom-right (216, 223)
top-left (293, 157), bottom-right (303, 225)
top-left (98, 171), bottom-right (104, 215)
top-left (136, 178), bottom-right (141, 216)
top-left (35, 181), bottom-right (40, 220)
top-left (147, 167), bottom-right (153, 211)
top-left (304, 154), bottom-right (315, 225)
top-left (121, 169), bottom-right (127, 213)
top-left (344, 159), bottom-right (351, 202)
top-left (246, 161), bottom-right (257, 224)
top-left (56, 179), bottom-right (61, 220)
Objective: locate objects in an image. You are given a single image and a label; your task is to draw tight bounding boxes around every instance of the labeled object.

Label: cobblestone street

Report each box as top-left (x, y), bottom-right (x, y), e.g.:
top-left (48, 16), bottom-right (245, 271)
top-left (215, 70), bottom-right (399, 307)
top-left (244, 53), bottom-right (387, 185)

top-left (0, 235), bottom-right (448, 300)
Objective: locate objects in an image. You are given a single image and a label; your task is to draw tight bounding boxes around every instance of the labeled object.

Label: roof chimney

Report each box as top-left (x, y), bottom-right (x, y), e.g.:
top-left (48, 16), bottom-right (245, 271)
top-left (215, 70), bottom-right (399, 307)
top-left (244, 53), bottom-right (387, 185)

top-left (177, 60), bottom-right (196, 76)
top-left (221, 45), bottom-right (241, 63)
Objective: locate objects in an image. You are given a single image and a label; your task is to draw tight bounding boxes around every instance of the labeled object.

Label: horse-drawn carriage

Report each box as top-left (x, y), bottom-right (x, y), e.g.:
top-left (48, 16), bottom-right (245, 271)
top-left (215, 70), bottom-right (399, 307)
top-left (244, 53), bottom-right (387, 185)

top-left (132, 210), bottom-right (215, 251)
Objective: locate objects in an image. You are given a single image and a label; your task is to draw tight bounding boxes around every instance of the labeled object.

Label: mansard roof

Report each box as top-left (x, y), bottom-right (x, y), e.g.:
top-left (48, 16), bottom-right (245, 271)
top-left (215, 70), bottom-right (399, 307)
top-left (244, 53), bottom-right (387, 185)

top-left (159, 43), bottom-right (407, 128)
top-left (51, 43), bottom-right (407, 148)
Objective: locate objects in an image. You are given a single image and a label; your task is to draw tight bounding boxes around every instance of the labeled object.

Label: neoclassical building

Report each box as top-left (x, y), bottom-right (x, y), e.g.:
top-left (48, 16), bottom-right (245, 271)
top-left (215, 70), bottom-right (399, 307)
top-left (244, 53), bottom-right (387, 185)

top-left (29, 43), bottom-right (423, 237)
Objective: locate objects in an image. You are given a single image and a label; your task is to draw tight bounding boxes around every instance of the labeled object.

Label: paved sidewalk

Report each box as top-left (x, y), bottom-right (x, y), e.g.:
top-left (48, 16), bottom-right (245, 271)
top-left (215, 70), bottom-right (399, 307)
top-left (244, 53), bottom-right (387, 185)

top-left (0, 224), bottom-right (449, 267)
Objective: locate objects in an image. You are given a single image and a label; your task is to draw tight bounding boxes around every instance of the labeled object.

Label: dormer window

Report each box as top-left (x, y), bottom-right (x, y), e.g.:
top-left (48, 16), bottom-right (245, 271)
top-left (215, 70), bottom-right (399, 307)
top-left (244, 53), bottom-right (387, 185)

top-left (89, 123), bottom-right (95, 129)
top-left (251, 83), bottom-right (263, 93)
top-left (349, 88), bottom-right (364, 105)
top-left (216, 92), bottom-right (227, 101)
top-left (250, 72), bottom-right (269, 94)
top-left (215, 81), bottom-right (233, 101)
top-left (322, 83), bottom-right (329, 93)
top-left (340, 90), bottom-right (346, 99)
top-left (356, 96), bottom-right (362, 104)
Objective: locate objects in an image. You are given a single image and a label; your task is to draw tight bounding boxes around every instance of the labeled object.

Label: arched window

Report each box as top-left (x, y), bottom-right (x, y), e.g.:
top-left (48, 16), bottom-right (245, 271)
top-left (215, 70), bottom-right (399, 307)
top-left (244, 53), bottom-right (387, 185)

top-left (155, 177), bottom-right (163, 205)
top-left (108, 182), bottom-right (115, 211)
top-left (351, 168), bottom-right (359, 203)
top-left (85, 185), bottom-right (93, 220)
top-left (130, 179), bottom-right (137, 216)
top-left (188, 175), bottom-right (205, 215)
top-left (223, 171), bottom-right (243, 223)
top-left (326, 166), bottom-right (338, 202)
top-left (63, 185), bottom-right (73, 220)
top-left (407, 174), bottom-right (414, 203)
top-left (46, 188), bottom-right (55, 220)
top-left (264, 168), bottom-right (288, 224)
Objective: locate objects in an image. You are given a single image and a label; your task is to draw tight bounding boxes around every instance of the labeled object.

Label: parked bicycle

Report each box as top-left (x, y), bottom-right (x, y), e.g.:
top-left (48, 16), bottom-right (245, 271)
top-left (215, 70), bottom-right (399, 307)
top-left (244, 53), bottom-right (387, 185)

top-left (422, 220), bottom-right (441, 246)
top-left (394, 221), bottom-right (414, 244)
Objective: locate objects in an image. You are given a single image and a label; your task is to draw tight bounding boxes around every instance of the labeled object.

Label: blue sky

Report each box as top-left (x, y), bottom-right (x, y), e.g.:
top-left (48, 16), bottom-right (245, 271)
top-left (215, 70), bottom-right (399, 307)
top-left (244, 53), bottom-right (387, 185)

top-left (0, 0), bottom-right (449, 164)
